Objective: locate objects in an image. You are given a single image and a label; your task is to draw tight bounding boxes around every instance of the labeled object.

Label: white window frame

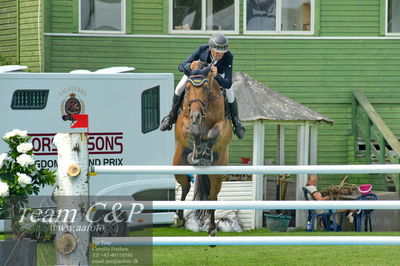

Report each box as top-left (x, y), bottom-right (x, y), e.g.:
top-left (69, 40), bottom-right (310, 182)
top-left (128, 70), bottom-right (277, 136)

top-left (244, 0), bottom-right (314, 35)
top-left (169, 0), bottom-right (239, 34)
top-left (386, 0), bottom-right (400, 36)
top-left (79, 0), bottom-right (126, 34)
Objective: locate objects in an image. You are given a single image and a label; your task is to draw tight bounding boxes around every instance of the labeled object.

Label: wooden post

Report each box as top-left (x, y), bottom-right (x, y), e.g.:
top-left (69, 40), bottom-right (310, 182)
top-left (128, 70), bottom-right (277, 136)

top-left (53, 133), bottom-right (89, 265)
top-left (252, 120), bottom-right (265, 229)
top-left (277, 125), bottom-right (285, 165)
top-left (310, 125), bottom-right (318, 165)
top-left (296, 123), bottom-right (310, 228)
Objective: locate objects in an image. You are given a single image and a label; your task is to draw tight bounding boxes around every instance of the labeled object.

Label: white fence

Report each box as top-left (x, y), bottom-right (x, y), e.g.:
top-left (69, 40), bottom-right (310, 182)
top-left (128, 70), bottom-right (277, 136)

top-left (92, 164), bottom-right (400, 246)
top-left (92, 236), bottom-right (400, 246)
top-left (104, 200), bottom-right (400, 210)
top-left (94, 164), bottom-right (400, 175)
top-left (150, 200), bottom-right (400, 210)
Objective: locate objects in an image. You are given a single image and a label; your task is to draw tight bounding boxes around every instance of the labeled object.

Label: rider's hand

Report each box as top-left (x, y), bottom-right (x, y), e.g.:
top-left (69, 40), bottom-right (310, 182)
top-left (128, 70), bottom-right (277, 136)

top-left (189, 61), bottom-right (197, 70)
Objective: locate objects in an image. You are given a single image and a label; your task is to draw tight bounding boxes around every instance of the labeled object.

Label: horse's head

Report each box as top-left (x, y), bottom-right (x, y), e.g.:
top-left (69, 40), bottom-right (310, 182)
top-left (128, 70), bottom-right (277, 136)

top-left (185, 62), bottom-right (212, 132)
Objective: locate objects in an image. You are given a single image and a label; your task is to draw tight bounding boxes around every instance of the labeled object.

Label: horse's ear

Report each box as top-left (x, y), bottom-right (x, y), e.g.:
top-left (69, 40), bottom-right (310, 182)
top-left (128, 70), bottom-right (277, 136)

top-left (200, 64), bottom-right (212, 77)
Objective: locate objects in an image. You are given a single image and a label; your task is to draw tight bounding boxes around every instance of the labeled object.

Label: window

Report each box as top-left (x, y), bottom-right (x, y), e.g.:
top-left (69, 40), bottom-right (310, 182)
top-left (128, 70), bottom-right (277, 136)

top-left (80, 0), bottom-right (125, 33)
top-left (11, 90), bottom-right (49, 110)
top-left (245, 0), bottom-right (313, 34)
top-left (388, 0), bottom-right (400, 34)
top-left (170, 0), bottom-right (239, 33)
top-left (141, 86), bottom-right (160, 134)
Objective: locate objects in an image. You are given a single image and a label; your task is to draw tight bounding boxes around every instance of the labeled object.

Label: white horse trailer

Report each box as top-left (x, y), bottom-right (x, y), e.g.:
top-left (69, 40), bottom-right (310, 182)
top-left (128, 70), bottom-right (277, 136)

top-left (0, 72), bottom-right (176, 231)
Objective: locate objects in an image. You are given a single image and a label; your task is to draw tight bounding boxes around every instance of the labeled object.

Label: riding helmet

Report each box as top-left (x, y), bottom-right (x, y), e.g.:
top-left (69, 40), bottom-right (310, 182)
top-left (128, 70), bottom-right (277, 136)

top-left (208, 33), bottom-right (229, 53)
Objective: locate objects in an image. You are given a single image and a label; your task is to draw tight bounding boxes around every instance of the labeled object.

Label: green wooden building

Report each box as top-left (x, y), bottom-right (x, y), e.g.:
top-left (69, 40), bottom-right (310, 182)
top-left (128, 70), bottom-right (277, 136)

top-left (2, 0), bottom-right (400, 190)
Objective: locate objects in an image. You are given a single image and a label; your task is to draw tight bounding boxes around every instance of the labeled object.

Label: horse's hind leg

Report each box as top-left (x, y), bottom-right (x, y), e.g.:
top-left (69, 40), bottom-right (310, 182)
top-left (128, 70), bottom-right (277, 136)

top-left (175, 174), bottom-right (191, 226)
top-left (207, 175), bottom-right (224, 237)
top-left (174, 143), bottom-right (191, 227)
top-left (207, 150), bottom-right (227, 237)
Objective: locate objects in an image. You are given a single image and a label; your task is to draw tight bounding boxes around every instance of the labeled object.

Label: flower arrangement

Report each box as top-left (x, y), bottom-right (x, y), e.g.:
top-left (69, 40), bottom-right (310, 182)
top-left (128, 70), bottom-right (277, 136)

top-left (0, 129), bottom-right (56, 223)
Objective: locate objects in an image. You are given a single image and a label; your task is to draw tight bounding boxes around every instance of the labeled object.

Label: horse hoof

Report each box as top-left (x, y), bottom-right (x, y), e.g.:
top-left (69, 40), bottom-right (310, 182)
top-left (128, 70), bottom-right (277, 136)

top-left (174, 214), bottom-right (184, 228)
top-left (201, 158), bottom-right (212, 166)
top-left (201, 153), bottom-right (213, 166)
top-left (209, 229), bottom-right (217, 237)
top-left (208, 228), bottom-right (217, 247)
top-left (187, 153), bottom-right (200, 165)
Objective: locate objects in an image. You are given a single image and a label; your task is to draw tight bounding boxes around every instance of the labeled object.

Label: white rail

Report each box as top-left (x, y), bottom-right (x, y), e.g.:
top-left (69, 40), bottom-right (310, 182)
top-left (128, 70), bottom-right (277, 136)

top-left (94, 164), bottom-right (400, 175)
top-left (91, 200), bottom-right (400, 210)
top-left (91, 164), bottom-right (400, 247)
top-left (92, 236), bottom-right (400, 246)
top-left (150, 200), bottom-right (400, 210)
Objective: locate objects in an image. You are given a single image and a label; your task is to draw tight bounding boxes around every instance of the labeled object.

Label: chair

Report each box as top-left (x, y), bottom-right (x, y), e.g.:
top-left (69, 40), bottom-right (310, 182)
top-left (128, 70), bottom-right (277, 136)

top-left (302, 187), bottom-right (339, 232)
top-left (354, 193), bottom-right (378, 232)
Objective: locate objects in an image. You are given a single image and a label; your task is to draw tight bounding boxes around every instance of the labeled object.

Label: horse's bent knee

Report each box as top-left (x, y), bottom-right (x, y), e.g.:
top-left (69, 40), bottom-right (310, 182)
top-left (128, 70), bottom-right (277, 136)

top-left (207, 126), bottom-right (220, 140)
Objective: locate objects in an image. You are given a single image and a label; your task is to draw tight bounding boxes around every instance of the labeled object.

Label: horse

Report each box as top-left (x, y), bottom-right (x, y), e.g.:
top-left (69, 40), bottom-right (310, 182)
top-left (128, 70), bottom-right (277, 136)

top-left (173, 61), bottom-right (233, 236)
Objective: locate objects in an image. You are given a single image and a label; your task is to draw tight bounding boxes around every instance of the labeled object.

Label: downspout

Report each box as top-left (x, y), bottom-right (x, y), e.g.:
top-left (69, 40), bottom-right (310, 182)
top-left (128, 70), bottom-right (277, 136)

top-left (37, 0), bottom-right (42, 72)
top-left (16, 0), bottom-right (20, 64)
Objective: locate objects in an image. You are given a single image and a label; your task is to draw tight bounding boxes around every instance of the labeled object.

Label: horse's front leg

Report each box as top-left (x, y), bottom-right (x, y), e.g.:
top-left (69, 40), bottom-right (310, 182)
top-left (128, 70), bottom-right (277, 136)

top-left (202, 122), bottom-right (223, 166)
top-left (187, 127), bottom-right (202, 165)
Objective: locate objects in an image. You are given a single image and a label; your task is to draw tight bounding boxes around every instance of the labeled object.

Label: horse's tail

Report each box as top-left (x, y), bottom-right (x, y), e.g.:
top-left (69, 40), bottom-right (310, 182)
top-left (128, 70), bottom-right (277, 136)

top-left (193, 174), bottom-right (210, 201)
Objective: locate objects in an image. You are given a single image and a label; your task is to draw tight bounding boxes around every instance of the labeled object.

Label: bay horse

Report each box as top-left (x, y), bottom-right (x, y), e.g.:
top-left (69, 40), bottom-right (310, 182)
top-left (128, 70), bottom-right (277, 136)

top-left (173, 61), bottom-right (233, 236)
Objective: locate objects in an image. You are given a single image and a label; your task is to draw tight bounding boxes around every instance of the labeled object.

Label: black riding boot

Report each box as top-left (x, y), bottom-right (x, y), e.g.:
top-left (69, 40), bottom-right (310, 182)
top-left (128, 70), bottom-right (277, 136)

top-left (229, 99), bottom-right (245, 139)
top-left (160, 94), bottom-right (183, 131)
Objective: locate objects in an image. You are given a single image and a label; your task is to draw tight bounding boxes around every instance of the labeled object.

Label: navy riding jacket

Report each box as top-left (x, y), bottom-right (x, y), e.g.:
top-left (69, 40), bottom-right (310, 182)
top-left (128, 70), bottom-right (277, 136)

top-left (178, 44), bottom-right (233, 89)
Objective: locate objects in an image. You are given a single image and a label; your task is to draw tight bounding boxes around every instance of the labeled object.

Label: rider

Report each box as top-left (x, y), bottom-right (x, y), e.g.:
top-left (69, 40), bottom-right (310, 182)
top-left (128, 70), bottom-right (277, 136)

top-left (159, 33), bottom-right (246, 139)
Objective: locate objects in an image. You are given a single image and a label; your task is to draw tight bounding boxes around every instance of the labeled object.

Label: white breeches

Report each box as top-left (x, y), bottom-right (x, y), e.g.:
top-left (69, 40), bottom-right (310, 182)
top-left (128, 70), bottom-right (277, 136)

top-left (174, 74), bottom-right (235, 103)
top-left (174, 75), bottom-right (188, 96)
top-left (225, 87), bottom-right (235, 103)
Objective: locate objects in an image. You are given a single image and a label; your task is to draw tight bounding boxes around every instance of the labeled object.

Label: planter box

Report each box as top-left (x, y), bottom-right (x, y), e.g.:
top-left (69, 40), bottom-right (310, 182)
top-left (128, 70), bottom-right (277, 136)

top-left (0, 238), bottom-right (36, 266)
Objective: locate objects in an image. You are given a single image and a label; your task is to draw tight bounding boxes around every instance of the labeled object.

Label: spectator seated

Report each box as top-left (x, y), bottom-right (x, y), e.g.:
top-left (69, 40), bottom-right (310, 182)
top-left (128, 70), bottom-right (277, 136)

top-left (354, 184), bottom-right (378, 232)
top-left (302, 187), bottom-right (340, 231)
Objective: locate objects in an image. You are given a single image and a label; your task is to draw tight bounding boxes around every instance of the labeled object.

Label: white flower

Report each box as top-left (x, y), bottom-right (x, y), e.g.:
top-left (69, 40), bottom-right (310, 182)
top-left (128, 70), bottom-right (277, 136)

top-left (17, 173), bottom-right (32, 187)
top-left (0, 153), bottom-right (7, 168)
top-left (0, 181), bottom-right (9, 197)
top-left (17, 143), bottom-right (33, 154)
top-left (3, 129), bottom-right (28, 139)
top-left (16, 154), bottom-right (35, 168)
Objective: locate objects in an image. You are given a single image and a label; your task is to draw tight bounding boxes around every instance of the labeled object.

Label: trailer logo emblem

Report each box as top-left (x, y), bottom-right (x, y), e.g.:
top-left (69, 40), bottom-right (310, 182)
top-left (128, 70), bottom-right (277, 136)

top-left (61, 93), bottom-right (86, 122)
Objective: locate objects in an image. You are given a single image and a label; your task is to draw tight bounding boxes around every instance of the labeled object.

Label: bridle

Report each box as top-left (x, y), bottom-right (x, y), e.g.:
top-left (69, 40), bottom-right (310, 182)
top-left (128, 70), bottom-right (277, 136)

top-left (185, 74), bottom-right (210, 117)
top-left (185, 74), bottom-right (225, 118)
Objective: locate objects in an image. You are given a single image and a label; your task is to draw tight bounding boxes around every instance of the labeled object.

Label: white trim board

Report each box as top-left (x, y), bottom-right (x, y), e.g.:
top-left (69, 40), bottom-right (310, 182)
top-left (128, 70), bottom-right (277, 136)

top-left (44, 33), bottom-right (400, 40)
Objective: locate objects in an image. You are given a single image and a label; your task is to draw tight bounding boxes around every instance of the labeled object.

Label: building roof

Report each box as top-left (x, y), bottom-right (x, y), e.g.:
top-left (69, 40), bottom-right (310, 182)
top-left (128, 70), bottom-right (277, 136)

top-left (232, 72), bottom-right (333, 124)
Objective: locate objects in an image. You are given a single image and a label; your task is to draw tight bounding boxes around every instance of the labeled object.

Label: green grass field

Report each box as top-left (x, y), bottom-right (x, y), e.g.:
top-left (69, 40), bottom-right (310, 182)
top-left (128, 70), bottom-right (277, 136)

top-left (3, 228), bottom-right (400, 265)
top-left (151, 228), bottom-right (400, 266)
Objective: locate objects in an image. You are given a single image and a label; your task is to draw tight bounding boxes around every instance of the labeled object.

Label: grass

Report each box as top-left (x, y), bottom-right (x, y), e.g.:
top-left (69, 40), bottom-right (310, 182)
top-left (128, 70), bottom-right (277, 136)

top-left (2, 228), bottom-right (400, 265)
top-left (151, 227), bottom-right (400, 266)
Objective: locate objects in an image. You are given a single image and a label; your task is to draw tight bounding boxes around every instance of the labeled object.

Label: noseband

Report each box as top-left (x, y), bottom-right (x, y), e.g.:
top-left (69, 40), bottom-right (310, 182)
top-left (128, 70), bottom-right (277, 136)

top-left (186, 74), bottom-right (210, 117)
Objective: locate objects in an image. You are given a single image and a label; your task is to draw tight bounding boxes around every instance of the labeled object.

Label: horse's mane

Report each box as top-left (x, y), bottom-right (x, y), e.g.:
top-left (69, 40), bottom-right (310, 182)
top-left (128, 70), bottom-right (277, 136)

top-left (190, 61), bottom-right (210, 76)
top-left (196, 61), bottom-right (209, 70)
